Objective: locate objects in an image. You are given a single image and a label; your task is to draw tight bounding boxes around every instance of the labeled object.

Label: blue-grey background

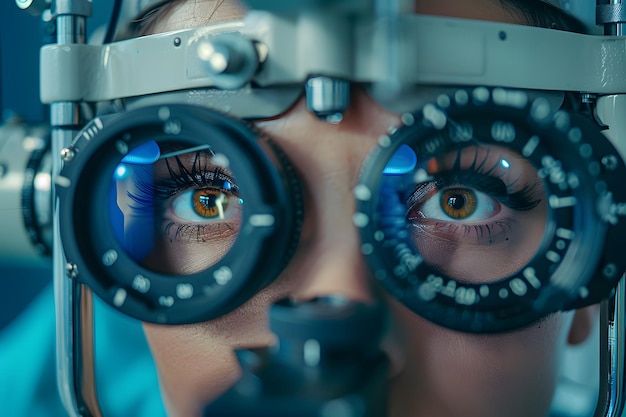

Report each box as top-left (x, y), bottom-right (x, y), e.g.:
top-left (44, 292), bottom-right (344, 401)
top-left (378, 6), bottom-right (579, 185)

top-left (0, 1), bottom-right (113, 329)
top-left (1, 1), bottom-right (113, 122)
top-left (1, 2), bottom-right (47, 123)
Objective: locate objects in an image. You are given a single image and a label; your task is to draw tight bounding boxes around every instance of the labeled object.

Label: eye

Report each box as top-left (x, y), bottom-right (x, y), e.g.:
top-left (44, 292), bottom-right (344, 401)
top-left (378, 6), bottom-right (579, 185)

top-left (414, 186), bottom-right (501, 222)
top-left (171, 188), bottom-right (239, 221)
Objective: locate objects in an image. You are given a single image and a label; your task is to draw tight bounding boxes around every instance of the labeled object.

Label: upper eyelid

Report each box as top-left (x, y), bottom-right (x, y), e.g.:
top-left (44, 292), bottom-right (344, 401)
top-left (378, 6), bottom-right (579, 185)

top-left (435, 170), bottom-right (507, 196)
top-left (147, 161), bottom-right (241, 211)
top-left (153, 173), bottom-right (240, 200)
top-left (163, 152), bottom-right (238, 190)
top-left (433, 167), bottom-right (543, 211)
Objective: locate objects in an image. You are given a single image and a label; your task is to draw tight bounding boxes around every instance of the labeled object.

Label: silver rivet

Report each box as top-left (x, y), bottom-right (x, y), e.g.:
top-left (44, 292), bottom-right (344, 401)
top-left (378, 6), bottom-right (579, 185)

top-left (61, 147), bottom-right (75, 162)
top-left (66, 263), bottom-right (79, 278)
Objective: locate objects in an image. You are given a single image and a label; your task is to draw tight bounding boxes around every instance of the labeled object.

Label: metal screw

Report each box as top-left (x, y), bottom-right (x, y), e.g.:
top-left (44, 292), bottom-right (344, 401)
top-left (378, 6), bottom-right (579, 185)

top-left (60, 147), bottom-right (75, 161)
top-left (66, 263), bottom-right (79, 279)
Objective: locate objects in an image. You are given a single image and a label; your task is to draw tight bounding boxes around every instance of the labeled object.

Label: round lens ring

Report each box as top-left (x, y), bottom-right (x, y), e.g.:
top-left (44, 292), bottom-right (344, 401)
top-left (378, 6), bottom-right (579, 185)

top-left (355, 87), bottom-right (626, 333)
top-left (58, 104), bottom-right (303, 324)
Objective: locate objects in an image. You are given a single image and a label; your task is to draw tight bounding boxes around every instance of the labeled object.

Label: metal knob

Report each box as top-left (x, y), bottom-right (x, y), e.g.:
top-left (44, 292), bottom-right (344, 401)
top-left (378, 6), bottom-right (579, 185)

top-left (197, 33), bottom-right (260, 90)
top-left (15, 0), bottom-right (50, 16)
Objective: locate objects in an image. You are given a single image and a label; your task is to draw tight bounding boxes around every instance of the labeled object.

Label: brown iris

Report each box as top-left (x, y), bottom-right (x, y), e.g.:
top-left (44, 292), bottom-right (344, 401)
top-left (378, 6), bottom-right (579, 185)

top-left (192, 189), bottom-right (228, 219)
top-left (440, 188), bottom-right (477, 219)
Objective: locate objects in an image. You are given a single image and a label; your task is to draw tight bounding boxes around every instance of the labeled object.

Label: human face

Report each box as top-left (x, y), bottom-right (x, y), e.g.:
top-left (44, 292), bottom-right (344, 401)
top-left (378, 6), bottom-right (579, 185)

top-left (139, 1), bottom-right (595, 416)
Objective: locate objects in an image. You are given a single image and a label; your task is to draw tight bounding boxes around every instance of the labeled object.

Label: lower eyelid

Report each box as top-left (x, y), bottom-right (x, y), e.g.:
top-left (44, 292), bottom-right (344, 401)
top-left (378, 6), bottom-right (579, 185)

top-left (409, 217), bottom-right (516, 246)
top-left (163, 220), bottom-right (241, 243)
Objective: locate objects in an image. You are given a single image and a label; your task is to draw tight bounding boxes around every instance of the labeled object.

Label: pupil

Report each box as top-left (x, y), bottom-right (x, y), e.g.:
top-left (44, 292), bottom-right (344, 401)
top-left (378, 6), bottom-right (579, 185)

top-left (448, 195), bottom-right (465, 210)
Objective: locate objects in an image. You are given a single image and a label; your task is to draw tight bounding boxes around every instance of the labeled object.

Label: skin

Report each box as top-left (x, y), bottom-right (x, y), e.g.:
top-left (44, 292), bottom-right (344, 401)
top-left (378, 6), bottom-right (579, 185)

top-left (138, 1), bottom-right (597, 416)
top-left (411, 145), bottom-right (547, 282)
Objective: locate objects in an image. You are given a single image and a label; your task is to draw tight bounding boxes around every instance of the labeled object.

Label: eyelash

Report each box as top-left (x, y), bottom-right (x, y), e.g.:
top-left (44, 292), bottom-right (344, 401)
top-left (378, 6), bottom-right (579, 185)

top-left (407, 147), bottom-right (541, 211)
top-left (125, 152), bottom-right (240, 242)
top-left (158, 153), bottom-right (239, 199)
top-left (405, 151), bottom-right (543, 244)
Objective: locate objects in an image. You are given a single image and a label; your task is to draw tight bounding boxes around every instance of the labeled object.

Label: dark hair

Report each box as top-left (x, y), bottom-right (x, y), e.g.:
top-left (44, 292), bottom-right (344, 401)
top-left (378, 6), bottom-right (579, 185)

top-left (121, 0), bottom-right (181, 39)
top-left (126, 0), bottom-right (587, 39)
top-left (501, 0), bottom-right (588, 33)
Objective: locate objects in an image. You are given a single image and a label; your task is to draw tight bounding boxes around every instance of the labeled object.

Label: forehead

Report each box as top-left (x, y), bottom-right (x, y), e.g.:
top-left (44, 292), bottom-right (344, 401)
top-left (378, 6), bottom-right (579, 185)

top-left (151, 0), bottom-right (521, 34)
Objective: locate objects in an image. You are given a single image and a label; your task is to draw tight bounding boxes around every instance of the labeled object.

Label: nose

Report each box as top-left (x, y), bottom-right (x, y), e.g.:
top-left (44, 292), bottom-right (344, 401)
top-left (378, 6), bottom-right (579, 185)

top-left (256, 88), bottom-right (400, 304)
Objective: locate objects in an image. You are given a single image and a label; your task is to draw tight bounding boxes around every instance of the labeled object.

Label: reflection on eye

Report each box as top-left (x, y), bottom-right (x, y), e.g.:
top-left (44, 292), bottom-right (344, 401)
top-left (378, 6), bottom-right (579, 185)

top-left (171, 188), bottom-right (237, 221)
top-left (418, 187), bottom-right (498, 221)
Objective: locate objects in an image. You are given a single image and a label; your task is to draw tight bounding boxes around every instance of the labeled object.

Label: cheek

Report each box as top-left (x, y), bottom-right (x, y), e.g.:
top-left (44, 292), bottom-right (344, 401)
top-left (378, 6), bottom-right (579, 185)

top-left (142, 324), bottom-right (241, 417)
top-left (387, 299), bottom-right (573, 417)
top-left (142, 288), bottom-right (281, 417)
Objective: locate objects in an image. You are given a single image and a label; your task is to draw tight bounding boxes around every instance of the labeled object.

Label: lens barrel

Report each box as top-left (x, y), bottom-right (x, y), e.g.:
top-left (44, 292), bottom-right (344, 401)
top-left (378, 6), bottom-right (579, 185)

top-left (355, 87), bottom-right (626, 332)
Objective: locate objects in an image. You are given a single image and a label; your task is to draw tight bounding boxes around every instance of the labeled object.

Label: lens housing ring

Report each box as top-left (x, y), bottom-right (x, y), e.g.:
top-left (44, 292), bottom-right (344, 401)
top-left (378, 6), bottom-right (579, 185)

top-left (355, 87), bottom-right (626, 333)
top-left (58, 104), bottom-right (302, 324)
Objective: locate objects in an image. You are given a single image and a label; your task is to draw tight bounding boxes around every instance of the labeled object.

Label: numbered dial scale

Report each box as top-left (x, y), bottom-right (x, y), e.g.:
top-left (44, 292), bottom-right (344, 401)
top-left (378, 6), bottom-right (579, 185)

top-left (355, 87), bottom-right (626, 333)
